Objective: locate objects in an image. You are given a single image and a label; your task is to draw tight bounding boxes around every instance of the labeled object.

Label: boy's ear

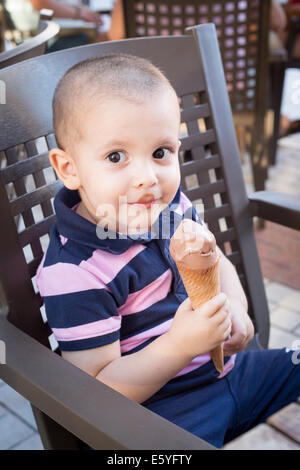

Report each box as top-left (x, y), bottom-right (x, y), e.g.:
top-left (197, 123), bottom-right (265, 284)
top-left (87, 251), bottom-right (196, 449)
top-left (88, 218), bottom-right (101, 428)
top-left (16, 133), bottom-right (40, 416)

top-left (49, 148), bottom-right (80, 190)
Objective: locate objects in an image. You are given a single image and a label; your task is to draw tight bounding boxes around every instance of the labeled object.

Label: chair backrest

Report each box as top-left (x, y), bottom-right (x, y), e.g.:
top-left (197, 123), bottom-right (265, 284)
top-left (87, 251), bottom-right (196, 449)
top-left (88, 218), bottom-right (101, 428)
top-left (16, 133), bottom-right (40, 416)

top-left (122, 0), bottom-right (270, 115)
top-left (0, 19), bottom-right (59, 69)
top-left (0, 24), bottom-right (270, 351)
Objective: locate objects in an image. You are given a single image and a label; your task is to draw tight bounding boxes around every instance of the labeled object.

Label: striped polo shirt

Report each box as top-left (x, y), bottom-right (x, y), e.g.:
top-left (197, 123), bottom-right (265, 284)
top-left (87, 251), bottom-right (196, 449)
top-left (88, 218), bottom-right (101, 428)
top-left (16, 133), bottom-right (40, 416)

top-left (37, 185), bottom-right (235, 400)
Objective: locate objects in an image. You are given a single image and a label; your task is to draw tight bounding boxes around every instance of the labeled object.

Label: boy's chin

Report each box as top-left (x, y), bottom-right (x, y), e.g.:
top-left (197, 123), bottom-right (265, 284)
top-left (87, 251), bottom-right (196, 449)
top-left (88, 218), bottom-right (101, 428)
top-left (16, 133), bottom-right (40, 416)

top-left (118, 222), bottom-right (153, 236)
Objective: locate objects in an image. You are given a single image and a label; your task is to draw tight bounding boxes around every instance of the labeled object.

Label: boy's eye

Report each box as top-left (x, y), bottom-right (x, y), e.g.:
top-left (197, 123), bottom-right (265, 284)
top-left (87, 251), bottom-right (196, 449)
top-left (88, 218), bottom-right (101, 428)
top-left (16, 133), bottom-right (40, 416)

top-left (153, 147), bottom-right (170, 159)
top-left (106, 151), bottom-right (126, 164)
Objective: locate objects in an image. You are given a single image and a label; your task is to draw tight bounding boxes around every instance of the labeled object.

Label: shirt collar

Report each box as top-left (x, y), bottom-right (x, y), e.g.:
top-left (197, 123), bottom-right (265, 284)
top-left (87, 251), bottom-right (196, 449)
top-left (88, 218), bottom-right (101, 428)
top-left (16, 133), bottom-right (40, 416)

top-left (54, 185), bottom-right (182, 254)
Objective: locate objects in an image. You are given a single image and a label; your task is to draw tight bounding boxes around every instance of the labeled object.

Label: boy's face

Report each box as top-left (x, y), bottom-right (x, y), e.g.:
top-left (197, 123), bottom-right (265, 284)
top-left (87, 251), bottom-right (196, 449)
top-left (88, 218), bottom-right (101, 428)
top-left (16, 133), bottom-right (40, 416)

top-left (71, 87), bottom-right (182, 235)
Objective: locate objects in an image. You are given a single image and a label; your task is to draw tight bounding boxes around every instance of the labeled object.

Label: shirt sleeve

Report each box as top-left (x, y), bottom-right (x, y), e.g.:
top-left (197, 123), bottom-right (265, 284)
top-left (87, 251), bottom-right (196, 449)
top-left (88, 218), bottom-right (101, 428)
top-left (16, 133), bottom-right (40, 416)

top-left (37, 262), bottom-right (121, 351)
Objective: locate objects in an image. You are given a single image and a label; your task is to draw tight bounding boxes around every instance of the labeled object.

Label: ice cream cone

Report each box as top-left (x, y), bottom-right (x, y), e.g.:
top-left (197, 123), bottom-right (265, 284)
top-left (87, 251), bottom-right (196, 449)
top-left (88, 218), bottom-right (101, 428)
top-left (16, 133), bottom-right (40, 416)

top-left (175, 258), bottom-right (224, 374)
top-left (169, 219), bottom-right (224, 374)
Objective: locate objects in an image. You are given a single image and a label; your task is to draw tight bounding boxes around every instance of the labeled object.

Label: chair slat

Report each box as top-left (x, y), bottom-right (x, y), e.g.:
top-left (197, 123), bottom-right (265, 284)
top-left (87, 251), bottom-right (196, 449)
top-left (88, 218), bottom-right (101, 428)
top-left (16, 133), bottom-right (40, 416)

top-left (45, 133), bottom-right (57, 150)
top-left (10, 181), bottom-right (62, 217)
top-left (5, 148), bottom-right (37, 232)
top-left (214, 227), bottom-right (237, 244)
top-left (227, 251), bottom-right (242, 266)
top-left (180, 103), bottom-right (210, 123)
top-left (19, 215), bottom-right (56, 248)
top-left (185, 180), bottom-right (226, 200)
top-left (25, 141), bottom-right (54, 219)
top-left (204, 203), bottom-right (232, 224)
top-left (180, 154), bottom-right (221, 177)
top-left (28, 257), bottom-right (44, 280)
top-left (180, 129), bottom-right (216, 151)
top-left (1, 152), bottom-right (50, 184)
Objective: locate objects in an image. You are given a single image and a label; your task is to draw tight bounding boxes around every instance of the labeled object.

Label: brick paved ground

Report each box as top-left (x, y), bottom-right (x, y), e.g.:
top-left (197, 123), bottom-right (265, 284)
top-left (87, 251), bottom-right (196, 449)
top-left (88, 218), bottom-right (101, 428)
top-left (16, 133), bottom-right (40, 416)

top-left (0, 135), bottom-right (299, 450)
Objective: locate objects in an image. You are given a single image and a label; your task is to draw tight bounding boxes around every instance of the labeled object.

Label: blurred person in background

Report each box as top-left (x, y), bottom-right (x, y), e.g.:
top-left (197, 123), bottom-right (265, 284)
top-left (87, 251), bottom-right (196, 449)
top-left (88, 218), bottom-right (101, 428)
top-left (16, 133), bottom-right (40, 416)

top-left (27, 0), bottom-right (102, 51)
top-left (28, 0), bottom-right (126, 49)
top-left (271, 0), bottom-right (300, 136)
top-left (1, 0), bottom-right (124, 51)
top-left (28, 0), bottom-right (102, 24)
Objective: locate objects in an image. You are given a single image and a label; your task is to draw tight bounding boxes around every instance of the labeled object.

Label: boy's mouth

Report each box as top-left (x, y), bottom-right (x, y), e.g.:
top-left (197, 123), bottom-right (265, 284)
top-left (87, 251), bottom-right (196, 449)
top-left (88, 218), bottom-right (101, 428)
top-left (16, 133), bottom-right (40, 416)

top-left (128, 194), bottom-right (160, 208)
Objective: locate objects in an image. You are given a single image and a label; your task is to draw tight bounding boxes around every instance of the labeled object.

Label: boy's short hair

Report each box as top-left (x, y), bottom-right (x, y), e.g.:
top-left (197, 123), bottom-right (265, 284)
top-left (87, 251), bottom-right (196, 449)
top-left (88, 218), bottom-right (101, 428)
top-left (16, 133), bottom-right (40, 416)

top-left (52, 53), bottom-right (174, 152)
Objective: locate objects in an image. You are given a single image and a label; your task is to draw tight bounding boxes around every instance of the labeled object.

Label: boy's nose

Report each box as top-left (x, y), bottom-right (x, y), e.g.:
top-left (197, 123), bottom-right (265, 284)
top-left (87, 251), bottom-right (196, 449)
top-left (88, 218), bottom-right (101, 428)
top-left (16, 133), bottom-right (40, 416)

top-left (132, 160), bottom-right (159, 188)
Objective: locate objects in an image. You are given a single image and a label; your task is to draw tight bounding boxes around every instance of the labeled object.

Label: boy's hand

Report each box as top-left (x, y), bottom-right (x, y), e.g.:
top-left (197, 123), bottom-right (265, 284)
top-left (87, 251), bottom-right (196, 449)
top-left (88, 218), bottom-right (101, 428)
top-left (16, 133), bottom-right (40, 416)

top-left (167, 293), bottom-right (232, 361)
top-left (223, 300), bottom-right (254, 356)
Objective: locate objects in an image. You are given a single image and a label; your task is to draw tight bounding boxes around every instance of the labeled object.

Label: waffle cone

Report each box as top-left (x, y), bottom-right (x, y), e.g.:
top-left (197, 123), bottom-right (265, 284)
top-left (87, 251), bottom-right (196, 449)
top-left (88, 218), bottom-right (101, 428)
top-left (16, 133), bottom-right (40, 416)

top-left (175, 257), bottom-right (224, 374)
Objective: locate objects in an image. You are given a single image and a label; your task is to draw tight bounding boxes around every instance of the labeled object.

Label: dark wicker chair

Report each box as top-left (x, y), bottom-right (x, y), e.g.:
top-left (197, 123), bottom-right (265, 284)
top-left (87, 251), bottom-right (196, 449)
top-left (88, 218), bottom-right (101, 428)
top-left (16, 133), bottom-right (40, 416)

top-left (121, 0), bottom-right (276, 194)
top-left (0, 24), bottom-right (299, 450)
top-left (0, 18), bottom-right (59, 69)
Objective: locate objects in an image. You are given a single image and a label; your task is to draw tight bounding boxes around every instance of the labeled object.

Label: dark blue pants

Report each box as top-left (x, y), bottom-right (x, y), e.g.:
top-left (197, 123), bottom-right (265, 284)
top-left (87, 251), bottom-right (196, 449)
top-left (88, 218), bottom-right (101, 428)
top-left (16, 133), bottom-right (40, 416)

top-left (144, 348), bottom-right (300, 448)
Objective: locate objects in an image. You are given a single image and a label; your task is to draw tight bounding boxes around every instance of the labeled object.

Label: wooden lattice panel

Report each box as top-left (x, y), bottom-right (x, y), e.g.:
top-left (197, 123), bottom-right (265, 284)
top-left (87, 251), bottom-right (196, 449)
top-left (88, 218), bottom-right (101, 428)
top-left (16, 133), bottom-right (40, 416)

top-left (128, 0), bottom-right (261, 112)
top-left (0, 134), bottom-right (61, 350)
top-left (178, 88), bottom-right (244, 283)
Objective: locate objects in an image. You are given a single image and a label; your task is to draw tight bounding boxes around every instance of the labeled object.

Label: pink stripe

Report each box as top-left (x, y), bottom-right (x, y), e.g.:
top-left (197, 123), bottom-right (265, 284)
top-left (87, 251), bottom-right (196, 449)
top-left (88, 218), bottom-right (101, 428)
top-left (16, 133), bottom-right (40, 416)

top-left (180, 191), bottom-right (193, 215)
top-left (37, 262), bottom-right (108, 296)
top-left (52, 315), bottom-right (121, 341)
top-left (175, 352), bottom-right (236, 378)
top-left (60, 234), bottom-right (68, 245)
top-left (120, 318), bottom-right (173, 353)
top-left (118, 270), bottom-right (172, 316)
top-left (174, 353), bottom-right (211, 377)
top-left (80, 244), bottom-right (146, 285)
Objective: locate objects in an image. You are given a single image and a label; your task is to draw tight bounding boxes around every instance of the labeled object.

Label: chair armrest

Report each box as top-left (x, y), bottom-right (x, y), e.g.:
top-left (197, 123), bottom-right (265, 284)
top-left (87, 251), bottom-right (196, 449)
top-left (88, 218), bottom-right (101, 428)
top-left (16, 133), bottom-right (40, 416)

top-left (0, 316), bottom-right (214, 450)
top-left (0, 20), bottom-right (60, 67)
top-left (248, 191), bottom-right (300, 230)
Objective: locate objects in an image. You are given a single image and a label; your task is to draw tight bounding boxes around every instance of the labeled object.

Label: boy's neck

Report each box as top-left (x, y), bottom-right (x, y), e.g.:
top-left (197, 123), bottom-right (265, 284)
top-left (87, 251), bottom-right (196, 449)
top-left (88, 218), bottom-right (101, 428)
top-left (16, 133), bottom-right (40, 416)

top-left (75, 201), bottom-right (98, 225)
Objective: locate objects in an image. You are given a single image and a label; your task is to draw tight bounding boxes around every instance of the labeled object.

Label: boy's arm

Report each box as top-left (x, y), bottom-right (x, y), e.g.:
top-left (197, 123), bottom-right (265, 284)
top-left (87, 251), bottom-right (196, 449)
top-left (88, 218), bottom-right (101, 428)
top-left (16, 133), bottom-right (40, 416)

top-left (62, 293), bottom-right (230, 404)
top-left (62, 334), bottom-right (191, 404)
top-left (217, 247), bottom-right (254, 355)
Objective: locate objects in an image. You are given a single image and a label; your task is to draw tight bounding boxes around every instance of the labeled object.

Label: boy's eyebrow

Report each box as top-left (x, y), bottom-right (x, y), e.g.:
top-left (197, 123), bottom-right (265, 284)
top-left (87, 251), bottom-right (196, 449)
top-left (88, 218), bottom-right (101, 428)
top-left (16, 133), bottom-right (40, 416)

top-left (97, 139), bottom-right (129, 151)
top-left (97, 136), bottom-right (179, 153)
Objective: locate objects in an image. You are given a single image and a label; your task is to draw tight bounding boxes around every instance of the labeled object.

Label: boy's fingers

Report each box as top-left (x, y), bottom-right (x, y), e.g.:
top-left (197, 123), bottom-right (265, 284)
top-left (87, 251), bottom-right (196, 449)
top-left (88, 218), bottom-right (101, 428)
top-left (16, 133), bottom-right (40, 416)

top-left (223, 324), bottom-right (232, 340)
top-left (181, 293), bottom-right (227, 315)
top-left (181, 296), bottom-right (193, 310)
top-left (198, 293), bottom-right (227, 317)
top-left (213, 307), bottom-right (229, 326)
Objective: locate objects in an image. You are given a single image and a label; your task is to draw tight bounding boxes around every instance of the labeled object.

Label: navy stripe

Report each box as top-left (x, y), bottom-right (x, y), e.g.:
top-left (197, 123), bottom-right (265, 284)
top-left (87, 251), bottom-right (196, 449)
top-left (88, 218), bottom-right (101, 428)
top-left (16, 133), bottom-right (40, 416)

top-left (44, 289), bottom-right (119, 328)
top-left (57, 330), bottom-right (120, 351)
top-left (44, 226), bottom-right (99, 268)
top-left (121, 293), bottom-right (180, 339)
top-left (121, 336), bottom-right (158, 356)
top-left (106, 244), bottom-right (171, 306)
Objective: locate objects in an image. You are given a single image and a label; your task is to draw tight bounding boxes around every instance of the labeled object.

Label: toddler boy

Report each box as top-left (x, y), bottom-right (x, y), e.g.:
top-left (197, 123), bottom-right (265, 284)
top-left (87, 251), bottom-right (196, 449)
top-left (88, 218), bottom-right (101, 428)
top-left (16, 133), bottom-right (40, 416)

top-left (37, 54), bottom-right (299, 447)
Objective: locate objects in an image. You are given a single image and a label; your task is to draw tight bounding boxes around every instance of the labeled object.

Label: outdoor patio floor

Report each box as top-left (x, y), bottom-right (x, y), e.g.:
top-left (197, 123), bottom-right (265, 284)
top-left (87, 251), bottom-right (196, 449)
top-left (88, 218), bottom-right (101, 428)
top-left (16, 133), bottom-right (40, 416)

top-left (0, 133), bottom-right (299, 450)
